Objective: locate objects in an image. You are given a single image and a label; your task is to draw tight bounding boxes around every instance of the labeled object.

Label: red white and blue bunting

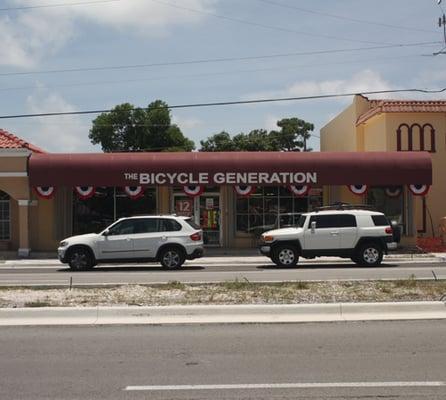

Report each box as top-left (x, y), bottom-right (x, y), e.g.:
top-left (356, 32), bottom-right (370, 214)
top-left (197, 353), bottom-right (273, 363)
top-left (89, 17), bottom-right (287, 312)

top-left (385, 186), bottom-right (402, 198)
top-left (34, 186), bottom-right (56, 199)
top-left (74, 186), bottom-right (96, 200)
top-left (288, 184), bottom-right (310, 197)
top-left (183, 185), bottom-right (204, 197)
top-left (124, 186), bottom-right (144, 200)
top-left (409, 184), bottom-right (430, 196)
top-left (234, 185), bottom-right (256, 197)
top-left (348, 184), bottom-right (368, 196)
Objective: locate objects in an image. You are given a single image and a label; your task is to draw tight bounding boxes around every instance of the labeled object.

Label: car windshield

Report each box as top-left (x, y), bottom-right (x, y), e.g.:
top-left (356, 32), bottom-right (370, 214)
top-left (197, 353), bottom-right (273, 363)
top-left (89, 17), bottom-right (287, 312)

top-left (296, 215), bottom-right (307, 228)
top-left (277, 214), bottom-right (301, 227)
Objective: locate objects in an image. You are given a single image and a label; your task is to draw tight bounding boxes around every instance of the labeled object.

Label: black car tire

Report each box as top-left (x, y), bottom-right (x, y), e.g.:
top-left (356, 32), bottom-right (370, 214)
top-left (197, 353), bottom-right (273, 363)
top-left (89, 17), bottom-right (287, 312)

top-left (273, 244), bottom-right (299, 267)
top-left (159, 247), bottom-right (186, 270)
top-left (68, 247), bottom-right (95, 271)
top-left (356, 242), bottom-right (383, 266)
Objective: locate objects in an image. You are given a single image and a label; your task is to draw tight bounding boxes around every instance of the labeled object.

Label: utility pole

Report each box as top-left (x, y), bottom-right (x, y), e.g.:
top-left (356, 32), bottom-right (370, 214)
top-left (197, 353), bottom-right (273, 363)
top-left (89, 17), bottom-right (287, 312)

top-left (435, 0), bottom-right (446, 55)
top-left (439, 13), bottom-right (446, 43)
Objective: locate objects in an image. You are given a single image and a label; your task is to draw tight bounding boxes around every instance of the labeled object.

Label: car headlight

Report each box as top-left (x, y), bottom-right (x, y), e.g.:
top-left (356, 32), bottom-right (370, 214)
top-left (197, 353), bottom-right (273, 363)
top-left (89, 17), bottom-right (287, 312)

top-left (262, 235), bottom-right (274, 242)
top-left (59, 241), bottom-right (68, 247)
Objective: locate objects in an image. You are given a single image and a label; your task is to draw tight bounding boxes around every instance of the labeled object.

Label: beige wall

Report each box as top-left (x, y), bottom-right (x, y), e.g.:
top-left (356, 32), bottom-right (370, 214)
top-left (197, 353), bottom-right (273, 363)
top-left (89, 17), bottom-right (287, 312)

top-left (29, 196), bottom-right (59, 251)
top-left (362, 115), bottom-right (387, 151)
top-left (322, 95), bottom-right (446, 239)
top-left (321, 102), bottom-right (358, 151)
top-left (0, 157), bottom-right (27, 172)
top-left (0, 177), bottom-right (29, 200)
top-left (321, 95), bottom-right (371, 152)
top-left (0, 174), bottom-right (30, 252)
top-left (383, 113), bottom-right (446, 235)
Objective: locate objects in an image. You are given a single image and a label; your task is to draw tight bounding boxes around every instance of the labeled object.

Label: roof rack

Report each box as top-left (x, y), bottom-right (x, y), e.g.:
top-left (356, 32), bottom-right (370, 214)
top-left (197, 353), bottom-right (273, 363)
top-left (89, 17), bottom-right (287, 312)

top-left (313, 203), bottom-right (376, 212)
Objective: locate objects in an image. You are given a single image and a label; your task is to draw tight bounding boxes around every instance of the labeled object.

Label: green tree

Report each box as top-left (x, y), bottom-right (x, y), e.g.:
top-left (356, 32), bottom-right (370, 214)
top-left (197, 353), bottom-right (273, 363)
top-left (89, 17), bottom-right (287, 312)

top-left (89, 100), bottom-right (195, 152)
top-left (270, 118), bottom-right (314, 152)
top-left (199, 131), bottom-right (236, 151)
top-left (199, 117), bottom-right (314, 152)
top-left (233, 129), bottom-right (276, 151)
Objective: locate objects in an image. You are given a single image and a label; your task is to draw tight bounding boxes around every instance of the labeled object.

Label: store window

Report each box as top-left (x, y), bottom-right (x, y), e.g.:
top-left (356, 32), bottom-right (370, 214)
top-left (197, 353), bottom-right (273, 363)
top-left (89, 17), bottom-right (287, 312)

top-left (0, 190), bottom-right (10, 240)
top-left (367, 187), bottom-right (404, 228)
top-left (73, 187), bottom-right (157, 235)
top-left (235, 187), bottom-right (322, 236)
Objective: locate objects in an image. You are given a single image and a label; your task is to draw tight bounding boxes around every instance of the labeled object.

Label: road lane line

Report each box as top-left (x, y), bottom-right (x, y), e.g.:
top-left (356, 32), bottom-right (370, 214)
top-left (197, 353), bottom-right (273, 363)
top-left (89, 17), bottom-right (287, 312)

top-left (124, 381), bottom-right (446, 391)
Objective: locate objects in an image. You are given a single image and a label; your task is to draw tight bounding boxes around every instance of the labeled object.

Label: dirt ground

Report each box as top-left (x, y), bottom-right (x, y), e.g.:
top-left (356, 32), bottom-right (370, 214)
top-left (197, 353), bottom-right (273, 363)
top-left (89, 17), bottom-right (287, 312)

top-left (1, 278), bottom-right (446, 308)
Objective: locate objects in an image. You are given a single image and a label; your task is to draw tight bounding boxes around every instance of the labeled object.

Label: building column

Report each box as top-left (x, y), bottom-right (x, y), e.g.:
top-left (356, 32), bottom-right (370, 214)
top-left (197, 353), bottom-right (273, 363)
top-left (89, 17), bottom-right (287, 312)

top-left (17, 200), bottom-right (31, 257)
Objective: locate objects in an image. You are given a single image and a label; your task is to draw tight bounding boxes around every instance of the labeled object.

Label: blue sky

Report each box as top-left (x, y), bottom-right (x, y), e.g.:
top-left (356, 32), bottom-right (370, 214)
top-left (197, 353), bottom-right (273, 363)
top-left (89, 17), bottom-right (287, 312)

top-left (0, 0), bottom-right (445, 152)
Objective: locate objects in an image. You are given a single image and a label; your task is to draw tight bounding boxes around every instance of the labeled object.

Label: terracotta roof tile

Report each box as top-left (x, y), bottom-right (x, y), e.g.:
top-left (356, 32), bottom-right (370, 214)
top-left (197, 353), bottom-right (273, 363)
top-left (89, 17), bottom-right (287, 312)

top-left (0, 129), bottom-right (45, 153)
top-left (357, 99), bottom-right (446, 125)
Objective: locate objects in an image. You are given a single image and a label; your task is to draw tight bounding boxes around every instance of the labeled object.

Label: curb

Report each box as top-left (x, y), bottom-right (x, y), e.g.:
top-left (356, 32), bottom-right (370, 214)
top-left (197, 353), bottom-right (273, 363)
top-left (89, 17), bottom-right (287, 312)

top-left (2, 254), bottom-right (445, 267)
top-left (1, 302), bottom-right (445, 326)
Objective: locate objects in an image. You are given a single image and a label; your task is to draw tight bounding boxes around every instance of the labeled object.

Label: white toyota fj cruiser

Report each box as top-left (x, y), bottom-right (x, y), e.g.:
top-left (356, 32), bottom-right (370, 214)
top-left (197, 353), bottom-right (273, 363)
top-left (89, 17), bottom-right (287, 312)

top-left (259, 206), bottom-right (397, 267)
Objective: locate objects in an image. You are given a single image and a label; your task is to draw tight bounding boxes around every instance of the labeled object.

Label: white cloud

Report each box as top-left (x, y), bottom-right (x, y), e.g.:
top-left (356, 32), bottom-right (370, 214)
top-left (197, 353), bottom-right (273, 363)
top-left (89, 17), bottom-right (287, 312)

top-left (172, 115), bottom-right (203, 130)
top-left (264, 114), bottom-right (280, 131)
top-left (243, 69), bottom-right (394, 103)
top-left (71, 0), bottom-right (216, 35)
top-left (0, 10), bottom-right (75, 68)
top-left (0, 0), bottom-right (216, 67)
top-left (25, 87), bottom-right (96, 152)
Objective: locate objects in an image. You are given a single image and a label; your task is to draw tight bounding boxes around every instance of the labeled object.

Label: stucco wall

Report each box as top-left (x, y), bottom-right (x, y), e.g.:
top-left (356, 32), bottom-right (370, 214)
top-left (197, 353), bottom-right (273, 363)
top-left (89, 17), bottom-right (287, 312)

top-left (384, 113), bottom-right (446, 235)
top-left (29, 196), bottom-right (59, 251)
top-left (320, 96), bottom-right (445, 241)
top-left (321, 103), bottom-right (358, 151)
top-left (0, 176), bottom-right (29, 251)
top-left (321, 95), bottom-right (371, 152)
top-left (0, 157), bottom-right (27, 172)
top-left (362, 115), bottom-right (387, 151)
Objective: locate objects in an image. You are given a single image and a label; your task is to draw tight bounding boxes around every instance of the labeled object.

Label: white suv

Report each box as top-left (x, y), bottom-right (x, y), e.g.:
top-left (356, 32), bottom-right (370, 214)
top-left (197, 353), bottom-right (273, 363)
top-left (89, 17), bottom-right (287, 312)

top-left (58, 215), bottom-right (204, 271)
top-left (259, 207), bottom-right (396, 267)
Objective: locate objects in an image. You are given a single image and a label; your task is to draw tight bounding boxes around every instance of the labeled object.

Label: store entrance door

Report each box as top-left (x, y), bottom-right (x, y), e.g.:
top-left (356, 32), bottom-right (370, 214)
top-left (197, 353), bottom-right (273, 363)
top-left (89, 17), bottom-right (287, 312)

top-left (173, 192), bottom-right (221, 246)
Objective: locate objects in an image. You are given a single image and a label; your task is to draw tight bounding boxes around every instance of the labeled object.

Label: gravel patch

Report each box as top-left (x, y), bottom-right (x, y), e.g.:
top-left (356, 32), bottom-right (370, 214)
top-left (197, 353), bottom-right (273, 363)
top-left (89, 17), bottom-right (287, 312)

top-left (1, 279), bottom-right (446, 308)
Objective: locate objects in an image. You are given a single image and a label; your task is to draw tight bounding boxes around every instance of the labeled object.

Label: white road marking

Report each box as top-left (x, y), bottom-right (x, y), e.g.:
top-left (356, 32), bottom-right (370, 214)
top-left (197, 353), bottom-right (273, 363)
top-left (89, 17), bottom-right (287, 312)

top-left (124, 381), bottom-right (446, 391)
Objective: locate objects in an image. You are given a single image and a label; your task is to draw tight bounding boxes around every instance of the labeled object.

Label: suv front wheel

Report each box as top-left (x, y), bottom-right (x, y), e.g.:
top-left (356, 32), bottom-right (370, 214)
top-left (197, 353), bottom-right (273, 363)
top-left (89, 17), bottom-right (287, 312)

top-left (67, 246), bottom-right (95, 271)
top-left (273, 244), bottom-right (299, 267)
top-left (356, 242), bottom-right (383, 266)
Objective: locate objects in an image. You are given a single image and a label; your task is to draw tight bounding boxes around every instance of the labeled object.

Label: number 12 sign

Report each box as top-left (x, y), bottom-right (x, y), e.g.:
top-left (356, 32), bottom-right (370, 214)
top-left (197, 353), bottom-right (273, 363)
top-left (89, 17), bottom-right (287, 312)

top-left (176, 199), bottom-right (193, 216)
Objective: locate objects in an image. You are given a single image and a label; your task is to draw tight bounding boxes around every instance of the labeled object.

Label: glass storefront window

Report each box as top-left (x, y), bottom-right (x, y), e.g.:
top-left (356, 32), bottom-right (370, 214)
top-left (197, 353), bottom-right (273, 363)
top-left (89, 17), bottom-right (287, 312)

top-left (0, 190), bottom-right (10, 240)
top-left (172, 187), bottom-right (221, 246)
top-left (73, 187), bottom-right (157, 235)
top-left (235, 187), bottom-right (322, 236)
top-left (367, 187), bottom-right (404, 227)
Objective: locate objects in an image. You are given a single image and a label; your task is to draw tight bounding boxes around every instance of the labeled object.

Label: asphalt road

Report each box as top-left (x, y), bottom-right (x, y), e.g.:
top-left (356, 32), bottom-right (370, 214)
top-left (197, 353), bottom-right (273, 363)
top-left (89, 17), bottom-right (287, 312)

top-left (0, 257), bottom-right (445, 286)
top-left (1, 320), bottom-right (445, 399)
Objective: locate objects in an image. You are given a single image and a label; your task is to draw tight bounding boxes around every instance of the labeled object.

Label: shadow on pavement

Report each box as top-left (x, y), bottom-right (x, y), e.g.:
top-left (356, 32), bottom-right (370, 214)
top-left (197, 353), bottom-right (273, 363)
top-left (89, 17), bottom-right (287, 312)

top-left (57, 265), bottom-right (205, 272)
top-left (257, 263), bottom-right (399, 270)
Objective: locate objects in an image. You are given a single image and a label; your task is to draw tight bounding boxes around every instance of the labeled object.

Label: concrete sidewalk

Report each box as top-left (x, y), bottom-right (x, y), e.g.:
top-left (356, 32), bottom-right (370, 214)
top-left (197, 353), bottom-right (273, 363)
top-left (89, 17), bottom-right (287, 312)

top-left (1, 301), bottom-right (445, 326)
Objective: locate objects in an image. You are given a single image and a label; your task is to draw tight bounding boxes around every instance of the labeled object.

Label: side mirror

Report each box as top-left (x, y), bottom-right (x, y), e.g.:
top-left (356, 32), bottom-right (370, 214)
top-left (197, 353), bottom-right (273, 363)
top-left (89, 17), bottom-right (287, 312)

top-left (103, 229), bottom-right (110, 237)
top-left (310, 221), bottom-right (316, 233)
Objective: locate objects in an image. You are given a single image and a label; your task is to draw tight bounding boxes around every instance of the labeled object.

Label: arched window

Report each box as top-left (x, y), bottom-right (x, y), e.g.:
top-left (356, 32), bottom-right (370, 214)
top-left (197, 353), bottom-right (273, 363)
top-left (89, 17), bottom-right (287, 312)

top-left (396, 123), bottom-right (436, 152)
top-left (0, 190), bottom-right (10, 240)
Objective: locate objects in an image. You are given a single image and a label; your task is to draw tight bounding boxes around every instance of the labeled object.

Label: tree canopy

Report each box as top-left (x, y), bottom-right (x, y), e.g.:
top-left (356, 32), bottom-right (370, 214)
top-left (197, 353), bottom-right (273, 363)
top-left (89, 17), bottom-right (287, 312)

top-left (200, 117), bottom-right (314, 152)
top-left (89, 100), bottom-right (195, 152)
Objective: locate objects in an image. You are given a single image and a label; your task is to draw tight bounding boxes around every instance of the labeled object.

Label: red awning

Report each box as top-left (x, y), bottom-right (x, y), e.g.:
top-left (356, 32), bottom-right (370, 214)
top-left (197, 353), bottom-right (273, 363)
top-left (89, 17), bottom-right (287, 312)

top-left (28, 151), bottom-right (432, 187)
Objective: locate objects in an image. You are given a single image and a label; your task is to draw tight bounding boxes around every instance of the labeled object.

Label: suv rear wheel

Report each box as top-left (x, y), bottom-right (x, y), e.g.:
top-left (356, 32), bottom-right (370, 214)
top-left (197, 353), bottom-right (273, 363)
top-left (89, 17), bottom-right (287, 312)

top-left (159, 247), bottom-right (185, 270)
top-left (273, 244), bottom-right (299, 267)
top-left (356, 242), bottom-right (383, 266)
top-left (68, 247), bottom-right (95, 271)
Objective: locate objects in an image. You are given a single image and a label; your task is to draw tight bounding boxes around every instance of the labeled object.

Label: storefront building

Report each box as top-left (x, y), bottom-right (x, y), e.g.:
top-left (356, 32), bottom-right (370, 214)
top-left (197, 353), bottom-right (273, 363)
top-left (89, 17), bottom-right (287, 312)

top-left (321, 95), bottom-right (445, 242)
top-left (0, 127), bottom-right (433, 256)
